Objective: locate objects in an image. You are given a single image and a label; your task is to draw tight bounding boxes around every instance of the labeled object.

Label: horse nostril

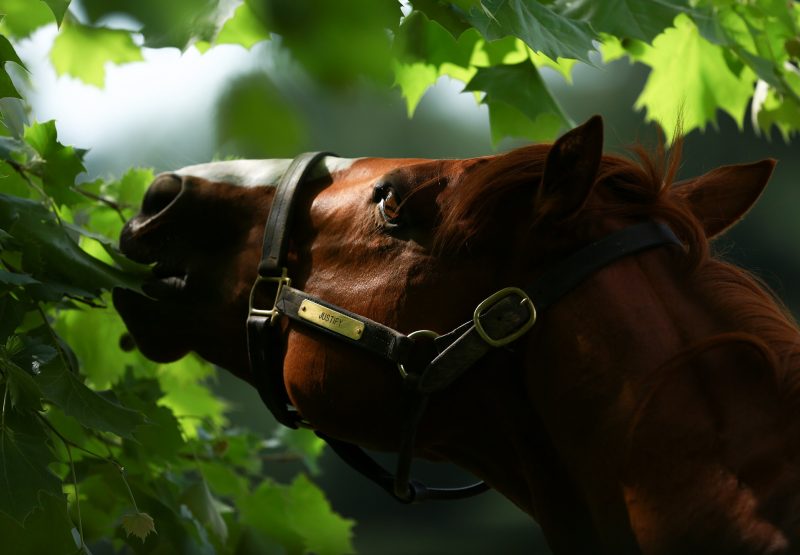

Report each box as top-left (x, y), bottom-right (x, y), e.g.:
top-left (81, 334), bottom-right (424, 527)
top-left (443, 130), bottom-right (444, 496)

top-left (141, 174), bottom-right (183, 216)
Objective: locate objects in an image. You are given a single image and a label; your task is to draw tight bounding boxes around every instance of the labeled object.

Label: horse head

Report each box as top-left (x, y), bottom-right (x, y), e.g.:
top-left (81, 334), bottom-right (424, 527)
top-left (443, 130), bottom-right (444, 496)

top-left (115, 117), bottom-right (800, 554)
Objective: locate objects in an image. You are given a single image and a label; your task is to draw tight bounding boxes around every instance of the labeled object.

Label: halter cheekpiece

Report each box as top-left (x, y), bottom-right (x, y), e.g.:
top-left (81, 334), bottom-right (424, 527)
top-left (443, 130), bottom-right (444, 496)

top-left (246, 152), bottom-right (682, 503)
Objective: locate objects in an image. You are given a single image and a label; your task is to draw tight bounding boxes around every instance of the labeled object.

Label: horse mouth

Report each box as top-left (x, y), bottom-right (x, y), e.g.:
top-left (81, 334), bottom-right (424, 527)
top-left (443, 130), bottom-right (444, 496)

top-left (143, 262), bottom-right (189, 297)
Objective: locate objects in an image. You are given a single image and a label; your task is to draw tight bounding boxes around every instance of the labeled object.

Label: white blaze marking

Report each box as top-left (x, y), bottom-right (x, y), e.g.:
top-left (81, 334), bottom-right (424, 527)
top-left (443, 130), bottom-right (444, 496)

top-left (171, 157), bottom-right (359, 187)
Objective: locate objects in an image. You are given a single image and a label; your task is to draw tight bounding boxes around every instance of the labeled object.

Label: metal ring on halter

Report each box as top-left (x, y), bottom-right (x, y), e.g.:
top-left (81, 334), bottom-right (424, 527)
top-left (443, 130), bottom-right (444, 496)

top-left (398, 329), bottom-right (440, 380)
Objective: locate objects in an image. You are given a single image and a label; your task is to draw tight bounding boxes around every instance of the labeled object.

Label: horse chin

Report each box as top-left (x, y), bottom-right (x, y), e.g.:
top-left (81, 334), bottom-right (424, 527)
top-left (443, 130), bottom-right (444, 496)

top-left (112, 288), bottom-right (192, 363)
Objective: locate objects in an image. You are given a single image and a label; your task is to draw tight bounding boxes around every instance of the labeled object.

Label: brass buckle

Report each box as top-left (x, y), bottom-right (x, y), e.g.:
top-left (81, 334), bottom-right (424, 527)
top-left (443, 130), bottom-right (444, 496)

top-left (248, 267), bottom-right (291, 325)
top-left (473, 287), bottom-right (536, 347)
top-left (398, 329), bottom-right (439, 380)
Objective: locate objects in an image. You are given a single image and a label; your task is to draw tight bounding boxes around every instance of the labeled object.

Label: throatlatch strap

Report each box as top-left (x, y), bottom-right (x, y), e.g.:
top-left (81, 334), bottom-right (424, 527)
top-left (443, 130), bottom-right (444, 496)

top-left (247, 315), bottom-right (301, 428)
top-left (420, 221), bottom-right (682, 394)
top-left (259, 152), bottom-right (333, 275)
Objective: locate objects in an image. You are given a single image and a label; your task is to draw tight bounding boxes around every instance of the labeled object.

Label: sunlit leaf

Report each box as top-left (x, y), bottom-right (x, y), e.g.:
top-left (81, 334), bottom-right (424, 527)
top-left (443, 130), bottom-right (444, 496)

top-left (157, 355), bottom-right (226, 437)
top-left (215, 1), bottom-right (270, 49)
top-left (23, 121), bottom-right (85, 205)
top-left (121, 511), bottom-right (156, 541)
top-left (50, 21), bottom-right (143, 87)
top-left (635, 14), bottom-right (756, 139)
top-left (394, 12), bottom-right (480, 115)
top-left (0, 412), bottom-right (61, 523)
top-left (239, 475), bottom-right (355, 555)
top-left (0, 0), bottom-right (55, 39)
top-left (53, 303), bottom-right (141, 388)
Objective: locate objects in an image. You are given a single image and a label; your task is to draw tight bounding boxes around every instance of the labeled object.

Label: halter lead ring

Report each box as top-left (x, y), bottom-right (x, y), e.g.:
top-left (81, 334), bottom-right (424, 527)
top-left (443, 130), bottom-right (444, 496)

top-left (246, 152), bottom-right (683, 503)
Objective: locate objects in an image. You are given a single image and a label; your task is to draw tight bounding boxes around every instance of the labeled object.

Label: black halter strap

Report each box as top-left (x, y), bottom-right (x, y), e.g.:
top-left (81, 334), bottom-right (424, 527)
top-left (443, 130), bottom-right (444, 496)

top-left (247, 152), bottom-right (683, 503)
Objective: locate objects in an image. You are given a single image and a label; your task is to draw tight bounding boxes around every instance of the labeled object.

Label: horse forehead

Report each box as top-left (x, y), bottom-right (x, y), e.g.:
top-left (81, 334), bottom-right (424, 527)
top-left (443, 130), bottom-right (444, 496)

top-left (172, 157), bottom-right (362, 188)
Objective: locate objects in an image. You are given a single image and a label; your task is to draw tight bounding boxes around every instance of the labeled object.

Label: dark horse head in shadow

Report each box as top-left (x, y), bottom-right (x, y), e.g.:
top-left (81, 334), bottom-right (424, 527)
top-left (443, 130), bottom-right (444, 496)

top-left (113, 116), bottom-right (800, 554)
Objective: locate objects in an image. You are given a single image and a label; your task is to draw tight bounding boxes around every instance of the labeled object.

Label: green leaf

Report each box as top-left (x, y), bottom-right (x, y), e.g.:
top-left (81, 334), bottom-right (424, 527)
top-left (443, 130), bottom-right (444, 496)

top-left (156, 355), bottom-right (225, 437)
top-left (41, 0), bottom-right (70, 26)
top-left (50, 21), bottom-right (143, 87)
top-left (180, 480), bottom-right (228, 544)
top-left (0, 269), bottom-right (39, 286)
top-left (79, 0), bottom-right (219, 49)
top-left (0, 34), bottom-right (24, 100)
top-left (0, 491), bottom-right (78, 555)
top-left (0, 412), bottom-right (61, 523)
top-left (239, 475), bottom-right (355, 555)
top-left (464, 61), bottom-right (572, 143)
top-left (755, 88), bottom-right (800, 140)
top-left (216, 73), bottom-right (306, 158)
top-left (0, 295), bottom-right (26, 342)
top-left (411, 0), bottom-right (472, 38)
top-left (2, 337), bottom-right (51, 410)
top-left (276, 427), bottom-right (326, 475)
top-left (394, 12), bottom-right (481, 115)
top-left (53, 304), bottom-right (140, 388)
top-left (468, 0), bottom-right (597, 64)
top-left (214, 1), bottom-right (270, 49)
top-left (262, 0), bottom-right (400, 86)
top-left (0, 193), bottom-right (145, 296)
top-left (121, 511), bottom-right (156, 541)
top-left (2, 359), bottom-right (43, 411)
top-left (0, 0), bottom-right (55, 39)
top-left (554, 0), bottom-right (689, 43)
top-left (634, 13), bottom-right (756, 139)
top-left (36, 359), bottom-right (146, 439)
top-left (114, 376), bottom-right (184, 462)
top-left (23, 121), bottom-right (85, 205)
top-left (197, 461), bottom-right (247, 497)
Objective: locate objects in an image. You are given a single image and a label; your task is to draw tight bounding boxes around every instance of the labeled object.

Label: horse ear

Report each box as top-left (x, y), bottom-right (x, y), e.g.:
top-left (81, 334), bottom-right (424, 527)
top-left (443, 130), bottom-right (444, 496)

top-left (538, 115), bottom-right (603, 220)
top-left (674, 159), bottom-right (776, 238)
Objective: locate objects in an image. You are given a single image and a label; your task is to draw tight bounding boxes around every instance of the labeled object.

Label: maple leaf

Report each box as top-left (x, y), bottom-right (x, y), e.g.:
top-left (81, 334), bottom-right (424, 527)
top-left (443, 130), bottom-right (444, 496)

top-left (121, 512), bottom-right (157, 542)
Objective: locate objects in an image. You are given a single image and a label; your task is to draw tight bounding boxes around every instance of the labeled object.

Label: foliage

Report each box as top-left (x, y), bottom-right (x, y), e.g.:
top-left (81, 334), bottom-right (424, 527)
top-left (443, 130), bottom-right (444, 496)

top-left (0, 0), bottom-right (797, 554)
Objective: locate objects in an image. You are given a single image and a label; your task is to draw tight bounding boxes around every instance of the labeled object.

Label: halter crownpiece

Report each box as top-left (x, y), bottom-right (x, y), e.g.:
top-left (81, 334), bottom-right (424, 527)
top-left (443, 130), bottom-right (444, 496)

top-left (247, 152), bottom-right (683, 503)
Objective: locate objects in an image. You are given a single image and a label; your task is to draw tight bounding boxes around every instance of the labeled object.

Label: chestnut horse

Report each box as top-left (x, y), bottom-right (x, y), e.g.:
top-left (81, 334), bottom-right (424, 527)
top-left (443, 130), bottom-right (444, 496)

top-left (113, 116), bottom-right (800, 554)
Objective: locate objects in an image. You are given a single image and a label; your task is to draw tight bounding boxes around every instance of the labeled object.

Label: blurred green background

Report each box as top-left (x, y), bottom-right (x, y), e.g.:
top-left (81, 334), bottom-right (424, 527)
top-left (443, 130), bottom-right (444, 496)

top-left (15, 17), bottom-right (800, 554)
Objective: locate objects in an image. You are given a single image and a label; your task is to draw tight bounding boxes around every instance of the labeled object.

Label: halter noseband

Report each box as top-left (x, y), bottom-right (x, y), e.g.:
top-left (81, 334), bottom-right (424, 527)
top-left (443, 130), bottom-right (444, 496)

top-left (246, 152), bottom-right (683, 503)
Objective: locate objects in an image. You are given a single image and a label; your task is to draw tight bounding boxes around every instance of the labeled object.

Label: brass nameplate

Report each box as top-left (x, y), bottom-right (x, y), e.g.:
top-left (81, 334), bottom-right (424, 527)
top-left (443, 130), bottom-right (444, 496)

top-left (298, 299), bottom-right (364, 340)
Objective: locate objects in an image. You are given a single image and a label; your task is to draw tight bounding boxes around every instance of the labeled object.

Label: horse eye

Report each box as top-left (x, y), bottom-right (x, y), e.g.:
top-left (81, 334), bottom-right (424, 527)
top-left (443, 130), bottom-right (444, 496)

top-left (373, 181), bottom-right (403, 227)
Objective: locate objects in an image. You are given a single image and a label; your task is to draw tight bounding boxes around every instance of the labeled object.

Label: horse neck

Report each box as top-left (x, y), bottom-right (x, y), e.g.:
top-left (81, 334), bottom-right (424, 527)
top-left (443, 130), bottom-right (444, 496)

top-left (513, 247), bottom-right (800, 553)
top-left (418, 347), bottom-right (612, 553)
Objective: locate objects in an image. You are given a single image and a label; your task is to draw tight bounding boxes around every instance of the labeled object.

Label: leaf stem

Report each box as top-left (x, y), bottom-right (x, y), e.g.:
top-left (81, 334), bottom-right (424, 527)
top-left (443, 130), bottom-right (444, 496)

top-left (35, 412), bottom-right (119, 466)
top-left (1, 381), bottom-right (7, 430)
top-left (64, 442), bottom-right (85, 550)
top-left (35, 305), bottom-right (77, 375)
top-left (72, 188), bottom-right (127, 222)
top-left (119, 468), bottom-right (140, 513)
top-left (6, 159), bottom-right (63, 225)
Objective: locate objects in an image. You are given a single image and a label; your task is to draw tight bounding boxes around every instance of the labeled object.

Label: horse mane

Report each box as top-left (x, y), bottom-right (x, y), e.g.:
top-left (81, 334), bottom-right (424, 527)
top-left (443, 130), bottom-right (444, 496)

top-left (430, 139), bottom-right (800, 407)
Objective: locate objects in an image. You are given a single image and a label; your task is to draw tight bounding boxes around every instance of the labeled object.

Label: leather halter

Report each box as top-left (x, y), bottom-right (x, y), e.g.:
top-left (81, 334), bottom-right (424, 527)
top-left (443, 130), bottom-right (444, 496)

top-left (246, 152), bottom-right (683, 503)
